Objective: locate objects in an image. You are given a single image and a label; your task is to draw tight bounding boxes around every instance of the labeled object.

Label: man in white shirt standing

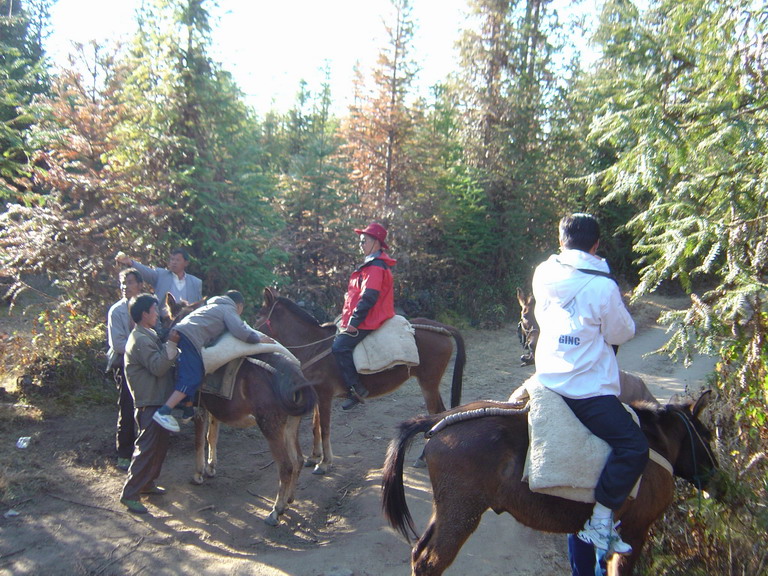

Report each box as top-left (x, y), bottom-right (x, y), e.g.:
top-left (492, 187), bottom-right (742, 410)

top-left (116, 247), bottom-right (203, 325)
top-left (532, 213), bottom-right (648, 566)
top-left (106, 268), bottom-right (144, 470)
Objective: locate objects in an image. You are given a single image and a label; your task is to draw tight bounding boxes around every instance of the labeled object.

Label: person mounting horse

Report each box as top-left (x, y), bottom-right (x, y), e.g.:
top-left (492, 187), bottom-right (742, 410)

top-left (533, 213), bottom-right (648, 569)
top-left (152, 290), bottom-right (276, 432)
top-left (333, 221), bottom-right (396, 410)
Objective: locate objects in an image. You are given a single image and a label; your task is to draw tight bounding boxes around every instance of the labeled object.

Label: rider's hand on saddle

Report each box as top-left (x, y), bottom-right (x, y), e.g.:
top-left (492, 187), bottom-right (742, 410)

top-left (168, 330), bottom-right (181, 344)
top-left (344, 325), bottom-right (359, 336)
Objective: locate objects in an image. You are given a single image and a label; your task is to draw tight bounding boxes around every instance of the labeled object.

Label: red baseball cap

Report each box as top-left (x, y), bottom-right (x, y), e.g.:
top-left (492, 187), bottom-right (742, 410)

top-left (354, 221), bottom-right (389, 250)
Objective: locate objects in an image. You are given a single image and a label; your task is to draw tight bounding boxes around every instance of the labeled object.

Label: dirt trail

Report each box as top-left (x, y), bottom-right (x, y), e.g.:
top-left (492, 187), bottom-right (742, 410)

top-left (0, 295), bottom-right (716, 576)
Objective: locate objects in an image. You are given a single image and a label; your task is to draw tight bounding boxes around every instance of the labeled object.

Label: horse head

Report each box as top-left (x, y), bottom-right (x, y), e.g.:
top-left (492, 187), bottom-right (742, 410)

top-left (164, 293), bottom-right (205, 332)
top-left (254, 288), bottom-right (327, 343)
top-left (643, 390), bottom-right (719, 493)
top-left (516, 287), bottom-right (538, 366)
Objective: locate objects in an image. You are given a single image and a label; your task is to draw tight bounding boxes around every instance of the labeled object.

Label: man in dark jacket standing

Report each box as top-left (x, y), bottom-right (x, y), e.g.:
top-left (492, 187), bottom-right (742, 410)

top-left (120, 294), bottom-right (178, 514)
top-left (332, 222), bottom-right (396, 410)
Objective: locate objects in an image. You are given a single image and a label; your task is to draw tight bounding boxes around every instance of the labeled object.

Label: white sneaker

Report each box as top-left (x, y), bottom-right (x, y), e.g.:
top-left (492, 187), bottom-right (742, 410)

top-left (152, 411), bottom-right (180, 433)
top-left (577, 519), bottom-right (633, 555)
top-left (608, 522), bottom-right (633, 555)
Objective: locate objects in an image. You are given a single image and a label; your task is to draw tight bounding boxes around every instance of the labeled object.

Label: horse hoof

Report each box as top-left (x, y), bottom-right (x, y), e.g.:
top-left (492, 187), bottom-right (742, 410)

top-left (191, 474), bottom-right (204, 485)
top-left (205, 466), bottom-right (216, 478)
top-left (412, 457), bottom-right (426, 469)
top-left (264, 511), bottom-right (280, 526)
top-left (312, 464), bottom-right (327, 475)
top-left (304, 459), bottom-right (317, 468)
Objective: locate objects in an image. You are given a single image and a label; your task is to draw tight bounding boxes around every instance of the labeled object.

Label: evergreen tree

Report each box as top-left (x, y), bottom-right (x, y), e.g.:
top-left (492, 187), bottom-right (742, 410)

top-left (112, 0), bottom-right (282, 304)
top-left (587, 2), bottom-right (767, 571)
top-left (455, 0), bottom-right (564, 299)
top-left (342, 0), bottom-right (418, 228)
top-left (0, 43), bottom-right (145, 314)
top-left (0, 0), bottom-right (51, 200)
top-left (274, 74), bottom-right (354, 315)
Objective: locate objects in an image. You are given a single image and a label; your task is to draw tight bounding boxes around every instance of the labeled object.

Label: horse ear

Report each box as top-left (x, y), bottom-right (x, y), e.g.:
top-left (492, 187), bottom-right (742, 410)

top-left (264, 287), bottom-right (275, 304)
top-left (517, 287), bottom-right (526, 307)
top-left (692, 389), bottom-right (712, 417)
top-left (166, 293), bottom-right (176, 308)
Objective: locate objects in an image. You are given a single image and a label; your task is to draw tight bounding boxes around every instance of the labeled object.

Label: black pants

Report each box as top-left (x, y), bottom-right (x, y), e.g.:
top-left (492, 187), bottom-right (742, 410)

top-left (562, 394), bottom-right (649, 510)
top-left (114, 367), bottom-right (137, 460)
top-left (331, 329), bottom-right (372, 391)
top-left (121, 406), bottom-right (170, 501)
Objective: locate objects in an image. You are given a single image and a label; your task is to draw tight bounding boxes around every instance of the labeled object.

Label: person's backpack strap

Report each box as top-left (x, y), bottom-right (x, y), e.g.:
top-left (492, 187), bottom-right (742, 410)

top-left (576, 268), bottom-right (618, 285)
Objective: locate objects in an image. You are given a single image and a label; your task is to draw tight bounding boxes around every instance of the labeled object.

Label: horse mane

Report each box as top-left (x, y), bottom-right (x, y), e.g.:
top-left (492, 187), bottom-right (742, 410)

top-left (276, 296), bottom-right (324, 327)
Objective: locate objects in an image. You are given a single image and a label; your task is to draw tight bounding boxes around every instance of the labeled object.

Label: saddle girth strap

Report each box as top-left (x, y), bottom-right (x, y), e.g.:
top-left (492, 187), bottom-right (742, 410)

top-left (648, 448), bottom-right (673, 476)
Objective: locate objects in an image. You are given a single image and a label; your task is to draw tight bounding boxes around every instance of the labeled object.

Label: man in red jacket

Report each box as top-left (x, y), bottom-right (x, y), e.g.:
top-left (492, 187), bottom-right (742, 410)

top-left (332, 222), bottom-right (396, 410)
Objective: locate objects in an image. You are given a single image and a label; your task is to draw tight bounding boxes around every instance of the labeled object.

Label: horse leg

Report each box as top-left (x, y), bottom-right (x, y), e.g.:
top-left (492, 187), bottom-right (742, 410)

top-left (304, 404), bottom-right (323, 469)
top-left (411, 501), bottom-right (485, 576)
top-left (416, 374), bottom-right (447, 416)
top-left (283, 415), bottom-right (302, 505)
top-left (261, 424), bottom-right (296, 527)
top-left (205, 413), bottom-right (220, 478)
top-left (192, 407), bottom-right (210, 485)
top-left (311, 394), bottom-right (334, 475)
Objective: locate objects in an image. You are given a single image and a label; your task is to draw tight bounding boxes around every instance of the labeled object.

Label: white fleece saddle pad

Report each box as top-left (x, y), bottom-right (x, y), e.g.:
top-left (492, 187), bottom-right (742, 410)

top-left (522, 376), bottom-right (641, 503)
top-left (201, 332), bottom-right (300, 374)
top-left (352, 315), bottom-right (419, 374)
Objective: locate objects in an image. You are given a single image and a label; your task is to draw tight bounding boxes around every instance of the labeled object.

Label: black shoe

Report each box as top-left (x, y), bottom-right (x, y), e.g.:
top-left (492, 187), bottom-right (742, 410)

top-left (341, 394), bottom-right (361, 410)
top-left (341, 386), bottom-right (369, 410)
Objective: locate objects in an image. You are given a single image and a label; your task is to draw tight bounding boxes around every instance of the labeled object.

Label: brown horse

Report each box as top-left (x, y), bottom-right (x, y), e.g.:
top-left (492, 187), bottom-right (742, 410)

top-left (253, 287), bottom-right (466, 474)
top-left (382, 392), bottom-right (717, 576)
top-left (166, 294), bottom-right (317, 526)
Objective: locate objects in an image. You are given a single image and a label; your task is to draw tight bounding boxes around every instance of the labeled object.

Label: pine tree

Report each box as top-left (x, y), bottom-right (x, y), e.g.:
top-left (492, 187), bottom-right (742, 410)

top-left (0, 0), bottom-right (51, 200)
top-left (112, 0), bottom-right (282, 303)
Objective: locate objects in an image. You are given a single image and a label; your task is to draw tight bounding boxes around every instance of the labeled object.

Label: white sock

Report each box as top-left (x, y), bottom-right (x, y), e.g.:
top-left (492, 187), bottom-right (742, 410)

top-left (591, 502), bottom-right (612, 523)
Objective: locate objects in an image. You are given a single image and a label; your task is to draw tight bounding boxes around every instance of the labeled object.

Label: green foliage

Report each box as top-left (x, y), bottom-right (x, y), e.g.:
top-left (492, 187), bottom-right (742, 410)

top-left (586, 1), bottom-right (768, 571)
top-left (0, 0), bottom-right (51, 200)
top-left (11, 305), bottom-right (112, 410)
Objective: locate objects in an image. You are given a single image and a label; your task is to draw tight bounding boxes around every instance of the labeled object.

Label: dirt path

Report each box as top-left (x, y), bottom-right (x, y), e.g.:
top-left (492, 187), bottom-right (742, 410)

top-left (0, 296), bottom-right (716, 576)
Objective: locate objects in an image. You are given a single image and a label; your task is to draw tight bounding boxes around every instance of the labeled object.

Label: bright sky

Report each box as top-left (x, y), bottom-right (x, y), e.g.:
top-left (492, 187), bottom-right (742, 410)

top-left (46, 0), bottom-right (468, 115)
top-left (46, 0), bottom-right (602, 115)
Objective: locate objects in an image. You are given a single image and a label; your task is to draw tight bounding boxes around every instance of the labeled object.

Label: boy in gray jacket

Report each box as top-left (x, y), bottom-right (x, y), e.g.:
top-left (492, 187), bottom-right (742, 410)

top-left (120, 294), bottom-right (178, 514)
top-left (152, 290), bottom-right (274, 432)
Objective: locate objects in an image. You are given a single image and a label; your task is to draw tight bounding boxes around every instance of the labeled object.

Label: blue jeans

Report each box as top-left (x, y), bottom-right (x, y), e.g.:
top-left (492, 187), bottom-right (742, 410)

top-left (562, 394), bottom-right (649, 509)
top-left (175, 332), bottom-right (204, 396)
top-left (569, 534), bottom-right (597, 575)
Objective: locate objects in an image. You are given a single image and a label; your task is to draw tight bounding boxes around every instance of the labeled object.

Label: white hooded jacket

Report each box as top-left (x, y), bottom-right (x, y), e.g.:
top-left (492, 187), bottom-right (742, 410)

top-left (532, 249), bottom-right (635, 399)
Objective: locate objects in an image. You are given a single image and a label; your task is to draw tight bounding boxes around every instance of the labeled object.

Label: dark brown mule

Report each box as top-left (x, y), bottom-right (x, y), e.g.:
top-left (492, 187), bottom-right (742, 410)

top-left (166, 294), bottom-right (317, 526)
top-left (382, 392), bottom-right (717, 576)
top-left (253, 287), bottom-right (466, 474)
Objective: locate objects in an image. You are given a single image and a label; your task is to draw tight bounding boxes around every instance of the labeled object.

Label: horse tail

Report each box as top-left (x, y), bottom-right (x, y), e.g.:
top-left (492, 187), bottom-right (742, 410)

top-left (382, 413), bottom-right (441, 542)
top-left (265, 355), bottom-right (318, 417)
top-left (448, 327), bottom-right (466, 408)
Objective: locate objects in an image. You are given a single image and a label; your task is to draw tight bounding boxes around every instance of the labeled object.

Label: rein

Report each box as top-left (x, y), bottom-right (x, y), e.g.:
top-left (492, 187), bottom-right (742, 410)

top-left (674, 409), bottom-right (717, 489)
top-left (254, 299), bottom-right (336, 370)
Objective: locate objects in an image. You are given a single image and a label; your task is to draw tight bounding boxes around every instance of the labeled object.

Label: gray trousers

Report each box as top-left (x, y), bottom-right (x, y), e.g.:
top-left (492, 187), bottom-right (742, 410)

top-left (120, 406), bottom-right (170, 501)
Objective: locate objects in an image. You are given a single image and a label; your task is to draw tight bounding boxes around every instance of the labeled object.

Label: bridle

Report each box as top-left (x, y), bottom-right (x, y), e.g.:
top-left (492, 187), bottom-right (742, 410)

top-left (673, 409), bottom-right (718, 489)
top-left (253, 298), bottom-right (336, 370)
